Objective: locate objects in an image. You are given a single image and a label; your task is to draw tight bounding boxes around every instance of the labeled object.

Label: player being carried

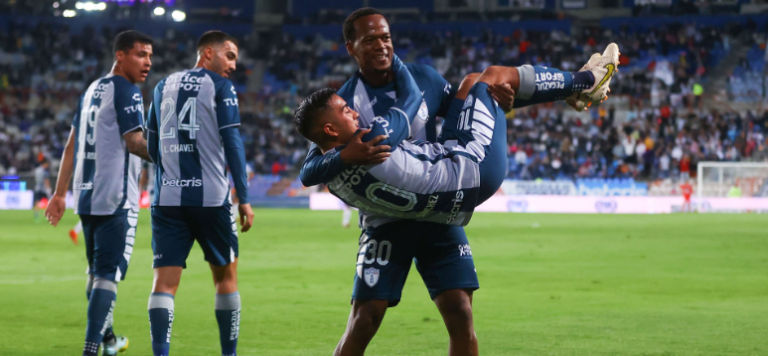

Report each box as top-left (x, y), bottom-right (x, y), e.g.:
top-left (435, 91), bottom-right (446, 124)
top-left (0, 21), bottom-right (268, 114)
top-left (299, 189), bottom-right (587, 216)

top-left (298, 8), bottom-right (619, 355)
top-left (296, 46), bottom-right (620, 225)
top-left (45, 30), bottom-right (154, 356)
top-left (145, 30), bottom-right (254, 356)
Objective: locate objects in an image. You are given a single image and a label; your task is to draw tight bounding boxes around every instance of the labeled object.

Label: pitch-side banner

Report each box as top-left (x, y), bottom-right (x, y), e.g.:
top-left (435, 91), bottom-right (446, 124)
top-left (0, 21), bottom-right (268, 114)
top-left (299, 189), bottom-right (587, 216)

top-left (561, 0), bottom-right (586, 9)
top-left (0, 191), bottom-right (33, 210)
top-left (310, 193), bottom-right (768, 214)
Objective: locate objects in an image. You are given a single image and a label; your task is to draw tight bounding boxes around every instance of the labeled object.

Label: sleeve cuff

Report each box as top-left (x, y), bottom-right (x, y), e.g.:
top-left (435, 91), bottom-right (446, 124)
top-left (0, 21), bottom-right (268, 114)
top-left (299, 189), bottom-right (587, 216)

top-left (121, 124), bottom-right (144, 136)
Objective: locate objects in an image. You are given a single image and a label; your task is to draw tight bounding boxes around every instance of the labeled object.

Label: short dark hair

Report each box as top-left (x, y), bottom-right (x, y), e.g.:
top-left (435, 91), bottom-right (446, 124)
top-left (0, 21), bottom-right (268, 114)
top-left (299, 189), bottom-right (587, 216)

top-left (343, 7), bottom-right (385, 43)
top-left (113, 30), bottom-right (153, 55)
top-left (197, 30), bottom-right (239, 52)
top-left (294, 88), bottom-right (337, 143)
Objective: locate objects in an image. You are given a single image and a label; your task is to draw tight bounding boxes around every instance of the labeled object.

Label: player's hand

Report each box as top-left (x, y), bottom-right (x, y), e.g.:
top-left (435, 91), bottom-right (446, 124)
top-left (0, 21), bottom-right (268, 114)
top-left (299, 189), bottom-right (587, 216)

top-left (339, 129), bottom-right (391, 166)
top-left (238, 203), bottom-right (254, 233)
top-left (488, 83), bottom-right (515, 112)
top-left (45, 195), bottom-right (66, 227)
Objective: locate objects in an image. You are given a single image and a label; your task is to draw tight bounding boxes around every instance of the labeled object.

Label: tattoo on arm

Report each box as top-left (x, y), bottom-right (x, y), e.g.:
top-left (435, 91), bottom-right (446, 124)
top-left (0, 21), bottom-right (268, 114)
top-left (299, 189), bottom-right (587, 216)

top-left (125, 131), bottom-right (151, 162)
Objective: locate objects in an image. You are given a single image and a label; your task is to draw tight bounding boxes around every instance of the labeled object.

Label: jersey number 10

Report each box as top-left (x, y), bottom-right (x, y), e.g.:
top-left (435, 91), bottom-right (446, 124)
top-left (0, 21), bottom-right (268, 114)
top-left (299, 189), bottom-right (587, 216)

top-left (160, 97), bottom-right (201, 140)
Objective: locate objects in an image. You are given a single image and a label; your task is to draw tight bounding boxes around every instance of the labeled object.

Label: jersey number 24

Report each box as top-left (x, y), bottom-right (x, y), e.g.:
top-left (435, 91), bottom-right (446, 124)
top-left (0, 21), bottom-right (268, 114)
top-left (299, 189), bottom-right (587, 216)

top-left (160, 97), bottom-right (201, 140)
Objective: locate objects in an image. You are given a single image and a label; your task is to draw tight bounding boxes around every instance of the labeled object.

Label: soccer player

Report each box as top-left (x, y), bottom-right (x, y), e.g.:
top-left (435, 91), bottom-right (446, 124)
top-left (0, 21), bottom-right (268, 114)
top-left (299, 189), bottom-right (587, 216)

top-left (299, 8), bottom-right (618, 355)
top-left (33, 158), bottom-right (51, 222)
top-left (295, 54), bottom-right (560, 224)
top-left (44, 30), bottom-right (154, 356)
top-left (145, 30), bottom-right (254, 356)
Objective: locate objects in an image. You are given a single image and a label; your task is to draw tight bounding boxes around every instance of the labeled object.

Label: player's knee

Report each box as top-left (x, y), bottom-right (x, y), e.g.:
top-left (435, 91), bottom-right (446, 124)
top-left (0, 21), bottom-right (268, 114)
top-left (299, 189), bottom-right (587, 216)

top-left (437, 290), bottom-right (474, 320)
top-left (461, 73), bottom-right (481, 87)
top-left (152, 267), bottom-right (182, 294)
top-left (457, 73), bottom-right (482, 99)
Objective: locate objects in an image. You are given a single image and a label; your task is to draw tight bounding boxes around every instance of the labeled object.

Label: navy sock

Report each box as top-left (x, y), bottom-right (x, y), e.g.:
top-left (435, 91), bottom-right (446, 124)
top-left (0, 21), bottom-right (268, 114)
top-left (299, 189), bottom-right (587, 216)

top-left (215, 292), bottom-right (241, 356)
top-left (84, 277), bottom-right (116, 346)
top-left (513, 65), bottom-right (595, 107)
top-left (148, 293), bottom-right (175, 356)
top-left (83, 279), bottom-right (117, 356)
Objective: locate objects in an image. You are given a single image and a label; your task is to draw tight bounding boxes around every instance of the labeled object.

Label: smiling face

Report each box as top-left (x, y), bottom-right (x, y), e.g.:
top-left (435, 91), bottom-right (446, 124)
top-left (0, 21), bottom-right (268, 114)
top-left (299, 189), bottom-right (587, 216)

top-left (116, 42), bottom-right (153, 84)
top-left (346, 14), bottom-right (393, 75)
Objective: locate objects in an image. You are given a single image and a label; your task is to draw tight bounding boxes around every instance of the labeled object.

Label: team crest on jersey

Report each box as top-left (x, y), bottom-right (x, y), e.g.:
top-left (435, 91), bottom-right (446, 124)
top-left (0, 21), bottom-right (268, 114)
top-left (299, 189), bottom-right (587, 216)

top-left (462, 94), bottom-right (473, 109)
top-left (417, 100), bottom-right (429, 123)
top-left (363, 267), bottom-right (380, 287)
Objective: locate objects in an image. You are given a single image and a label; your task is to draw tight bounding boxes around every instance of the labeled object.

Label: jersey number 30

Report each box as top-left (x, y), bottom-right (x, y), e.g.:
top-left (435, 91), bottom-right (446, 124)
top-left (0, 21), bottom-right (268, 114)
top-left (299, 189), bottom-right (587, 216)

top-left (160, 97), bottom-right (201, 140)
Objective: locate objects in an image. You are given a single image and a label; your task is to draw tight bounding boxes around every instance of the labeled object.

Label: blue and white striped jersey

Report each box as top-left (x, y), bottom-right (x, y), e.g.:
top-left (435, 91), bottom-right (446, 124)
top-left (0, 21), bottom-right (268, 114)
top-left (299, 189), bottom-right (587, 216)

top-left (325, 91), bottom-right (501, 226)
top-left (337, 63), bottom-right (453, 142)
top-left (326, 139), bottom-right (480, 226)
top-left (71, 74), bottom-right (144, 215)
top-left (147, 68), bottom-right (241, 207)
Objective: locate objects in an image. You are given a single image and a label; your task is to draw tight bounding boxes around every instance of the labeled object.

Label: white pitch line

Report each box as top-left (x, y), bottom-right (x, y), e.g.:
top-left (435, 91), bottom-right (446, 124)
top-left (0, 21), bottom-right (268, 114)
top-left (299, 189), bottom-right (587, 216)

top-left (0, 276), bottom-right (84, 285)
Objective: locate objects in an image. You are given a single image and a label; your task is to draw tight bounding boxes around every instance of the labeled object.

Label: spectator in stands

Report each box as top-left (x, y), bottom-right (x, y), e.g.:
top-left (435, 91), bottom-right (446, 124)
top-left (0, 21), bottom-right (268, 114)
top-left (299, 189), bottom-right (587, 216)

top-left (1, 16), bottom-right (766, 187)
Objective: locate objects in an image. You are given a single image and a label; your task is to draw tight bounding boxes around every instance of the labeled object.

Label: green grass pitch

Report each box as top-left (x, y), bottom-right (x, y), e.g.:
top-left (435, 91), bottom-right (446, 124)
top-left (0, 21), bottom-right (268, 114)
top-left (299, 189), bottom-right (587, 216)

top-left (1, 209), bottom-right (766, 355)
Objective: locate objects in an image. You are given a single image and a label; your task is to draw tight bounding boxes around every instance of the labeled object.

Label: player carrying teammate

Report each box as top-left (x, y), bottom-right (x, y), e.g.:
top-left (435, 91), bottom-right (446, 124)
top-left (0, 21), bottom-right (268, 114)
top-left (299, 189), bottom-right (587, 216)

top-left (297, 50), bottom-right (618, 224)
top-left (298, 8), bottom-right (619, 355)
top-left (44, 30), bottom-right (154, 356)
top-left (145, 30), bottom-right (254, 356)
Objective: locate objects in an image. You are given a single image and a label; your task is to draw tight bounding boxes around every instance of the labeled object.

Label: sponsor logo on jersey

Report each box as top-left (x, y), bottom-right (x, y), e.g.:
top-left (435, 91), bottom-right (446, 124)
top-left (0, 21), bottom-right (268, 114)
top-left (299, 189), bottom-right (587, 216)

top-left (91, 83), bottom-right (109, 99)
top-left (363, 267), bottom-right (380, 287)
top-left (445, 190), bottom-right (465, 224)
top-left (330, 166), bottom-right (369, 192)
top-left (164, 73), bottom-right (205, 93)
top-left (76, 152), bottom-right (97, 160)
top-left (75, 182), bottom-right (93, 190)
top-left (162, 177), bottom-right (203, 187)
top-left (124, 103), bottom-right (144, 114)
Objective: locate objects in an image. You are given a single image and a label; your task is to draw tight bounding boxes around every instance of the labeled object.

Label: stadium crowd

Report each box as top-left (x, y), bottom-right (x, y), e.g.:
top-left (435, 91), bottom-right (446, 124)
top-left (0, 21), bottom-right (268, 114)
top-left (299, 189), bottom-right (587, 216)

top-left (1, 18), bottom-right (767, 182)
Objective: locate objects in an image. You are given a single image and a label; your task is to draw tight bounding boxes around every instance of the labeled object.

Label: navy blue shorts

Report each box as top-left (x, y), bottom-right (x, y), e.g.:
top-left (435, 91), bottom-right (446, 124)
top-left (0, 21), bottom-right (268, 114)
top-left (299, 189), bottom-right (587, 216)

top-left (151, 205), bottom-right (238, 268)
top-left (81, 208), bottom-right (138, 281)
top-left (352, 220), bottom-right (479, 307)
